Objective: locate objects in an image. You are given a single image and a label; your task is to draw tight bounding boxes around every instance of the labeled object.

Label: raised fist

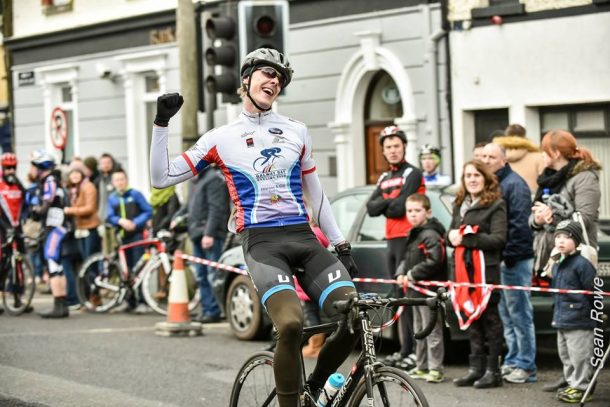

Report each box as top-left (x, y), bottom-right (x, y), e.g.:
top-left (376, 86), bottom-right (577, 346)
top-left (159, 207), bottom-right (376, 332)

top-left (154, 93), bottom-right (184, 127)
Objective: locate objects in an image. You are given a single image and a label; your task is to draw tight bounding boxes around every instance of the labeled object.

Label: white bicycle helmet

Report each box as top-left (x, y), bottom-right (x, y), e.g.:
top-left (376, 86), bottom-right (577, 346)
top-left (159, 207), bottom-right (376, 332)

top-left (240, 48), bottom-right (293, 89)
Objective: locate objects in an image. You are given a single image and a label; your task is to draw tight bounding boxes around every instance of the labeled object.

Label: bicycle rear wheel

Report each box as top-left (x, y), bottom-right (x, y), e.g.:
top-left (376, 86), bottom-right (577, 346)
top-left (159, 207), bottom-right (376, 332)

top-left (2, 255), bottom-right (35, 316)
top-left (77, 253), bottom-right (123, 313)
top-left (141, 255), bottom-right (200, 316)
top-left (349, 366), bottom-right (429, 407)
top-left (230, 351), bottom-right (277, 407)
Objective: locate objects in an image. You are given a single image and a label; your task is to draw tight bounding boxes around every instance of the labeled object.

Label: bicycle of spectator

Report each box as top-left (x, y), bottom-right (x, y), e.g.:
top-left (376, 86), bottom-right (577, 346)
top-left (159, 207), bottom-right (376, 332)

top-left (1, 228), bottom-right (36, 316)
top-left (230, 288), bottom-right (448, 407)
top-left (76, 228), bottom-right (200, 315)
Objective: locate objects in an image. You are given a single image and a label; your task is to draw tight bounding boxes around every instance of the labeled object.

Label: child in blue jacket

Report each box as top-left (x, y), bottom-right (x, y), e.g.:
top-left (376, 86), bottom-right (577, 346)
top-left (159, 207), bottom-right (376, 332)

top-left (550, 220), bottom-right (596, 404)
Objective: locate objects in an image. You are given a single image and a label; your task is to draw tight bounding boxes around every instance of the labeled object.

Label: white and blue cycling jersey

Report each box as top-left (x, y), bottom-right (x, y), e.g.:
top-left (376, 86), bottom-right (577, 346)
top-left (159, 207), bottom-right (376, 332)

top-left (151, 110), bottom-right (344, 245)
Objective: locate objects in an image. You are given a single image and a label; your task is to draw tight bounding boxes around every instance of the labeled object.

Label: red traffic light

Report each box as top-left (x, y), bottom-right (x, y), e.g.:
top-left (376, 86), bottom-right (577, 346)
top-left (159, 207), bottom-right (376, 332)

top-left (255, 15), bottom-right (275, 36)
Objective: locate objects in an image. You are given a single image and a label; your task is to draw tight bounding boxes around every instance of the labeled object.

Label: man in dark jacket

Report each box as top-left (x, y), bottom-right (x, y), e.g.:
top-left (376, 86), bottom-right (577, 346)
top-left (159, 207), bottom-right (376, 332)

top-left (482, 143), bottom-right (536, 384)
top-left (173, 165), bottom-right (229, 323)
top-left (366, 125), bottom-right (425, 370)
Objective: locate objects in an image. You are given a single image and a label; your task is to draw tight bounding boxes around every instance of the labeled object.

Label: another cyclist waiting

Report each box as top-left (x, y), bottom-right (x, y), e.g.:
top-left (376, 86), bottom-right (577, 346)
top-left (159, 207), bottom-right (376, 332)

top-left (0, 153), bottom-right (28, 314)
top-left (151, 48), bottom-right (360, 407)
top-left (107, 169), bottom-right (152, 312)
top-left (30, 151), bottom-right (71, 318)
top-left (395, 193), bottom-right (447, 383)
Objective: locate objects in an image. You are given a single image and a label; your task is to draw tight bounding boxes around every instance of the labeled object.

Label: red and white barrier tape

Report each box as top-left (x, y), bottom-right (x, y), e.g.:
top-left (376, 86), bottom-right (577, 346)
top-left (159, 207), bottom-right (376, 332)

top-left (178, 253), bottom-right (610, 297)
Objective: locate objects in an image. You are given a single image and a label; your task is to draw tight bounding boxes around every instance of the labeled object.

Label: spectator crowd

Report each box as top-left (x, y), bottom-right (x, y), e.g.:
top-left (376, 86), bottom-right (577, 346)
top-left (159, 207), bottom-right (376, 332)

top-left (0, 122), bottom-right (604, 404)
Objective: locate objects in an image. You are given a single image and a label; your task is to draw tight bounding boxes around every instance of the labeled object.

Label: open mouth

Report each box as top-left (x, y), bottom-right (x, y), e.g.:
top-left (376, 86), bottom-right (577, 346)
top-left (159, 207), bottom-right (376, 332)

top-left (262, 86), bottom-right (275, 97)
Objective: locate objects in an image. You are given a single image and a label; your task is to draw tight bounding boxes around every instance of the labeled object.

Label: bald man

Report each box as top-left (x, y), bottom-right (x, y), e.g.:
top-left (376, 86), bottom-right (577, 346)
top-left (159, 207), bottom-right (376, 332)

top-left (482, 143), bottom-right (537, 384)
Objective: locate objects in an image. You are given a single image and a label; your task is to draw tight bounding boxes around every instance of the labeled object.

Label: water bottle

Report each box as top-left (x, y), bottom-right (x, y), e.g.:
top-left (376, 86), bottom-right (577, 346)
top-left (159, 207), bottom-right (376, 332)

top-left (316, 373), bottom-right (345, 407)
top-left (541, 188), bottom-right (551, 204)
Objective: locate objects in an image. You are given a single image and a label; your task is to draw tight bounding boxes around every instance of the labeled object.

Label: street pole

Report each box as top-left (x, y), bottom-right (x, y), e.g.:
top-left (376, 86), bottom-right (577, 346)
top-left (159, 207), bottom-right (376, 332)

top-left (177, 0), bottom-right (199, 151)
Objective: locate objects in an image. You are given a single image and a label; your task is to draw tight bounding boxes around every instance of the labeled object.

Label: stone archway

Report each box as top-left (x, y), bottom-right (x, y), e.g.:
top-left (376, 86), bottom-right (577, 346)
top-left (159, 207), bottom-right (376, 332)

top-left (329, 31), bottom-right (418, 191)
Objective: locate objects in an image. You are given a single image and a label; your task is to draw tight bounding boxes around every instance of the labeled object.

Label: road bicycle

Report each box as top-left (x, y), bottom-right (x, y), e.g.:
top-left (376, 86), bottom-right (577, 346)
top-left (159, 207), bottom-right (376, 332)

top-left (1, 229), bottom-right (36, 316)
top-left (76, 228), bottom-right (200, 315)
top-left (230, 288), bottom-right (448, 407)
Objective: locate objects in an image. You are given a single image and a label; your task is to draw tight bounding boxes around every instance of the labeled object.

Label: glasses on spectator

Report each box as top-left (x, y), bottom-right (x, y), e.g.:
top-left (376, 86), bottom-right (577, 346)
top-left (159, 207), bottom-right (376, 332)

top-left (2, 166), bottom-right (16, 171)
top-left (257, 66), bottom-right (283, 84)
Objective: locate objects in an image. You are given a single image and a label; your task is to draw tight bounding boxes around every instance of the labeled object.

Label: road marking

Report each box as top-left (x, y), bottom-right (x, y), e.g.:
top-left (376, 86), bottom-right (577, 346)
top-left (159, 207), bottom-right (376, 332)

top-left (0, 323), bottom-right (229, 338)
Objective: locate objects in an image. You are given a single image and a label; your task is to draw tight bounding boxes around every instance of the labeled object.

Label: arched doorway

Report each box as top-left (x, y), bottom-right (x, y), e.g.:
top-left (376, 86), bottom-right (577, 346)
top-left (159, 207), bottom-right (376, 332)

top-left (364, 71), bottom-right (403, 184)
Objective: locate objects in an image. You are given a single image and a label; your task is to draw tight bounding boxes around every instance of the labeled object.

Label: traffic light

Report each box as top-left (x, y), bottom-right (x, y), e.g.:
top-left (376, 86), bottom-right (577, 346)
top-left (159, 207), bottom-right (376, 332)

top-left (238, 0), bottom-right (288, 60)
top-left (204, 3), bottom-right (241, 104)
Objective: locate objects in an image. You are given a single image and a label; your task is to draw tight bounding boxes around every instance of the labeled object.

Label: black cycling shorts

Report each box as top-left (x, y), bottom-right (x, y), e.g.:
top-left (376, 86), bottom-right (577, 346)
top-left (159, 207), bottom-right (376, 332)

top-left (241, 223), bottom-right (355, 309)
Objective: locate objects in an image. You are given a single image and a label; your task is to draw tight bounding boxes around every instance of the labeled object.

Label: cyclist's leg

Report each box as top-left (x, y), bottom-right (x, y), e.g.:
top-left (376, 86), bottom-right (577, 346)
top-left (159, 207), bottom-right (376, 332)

top-left (242, 231), bottom-right (304, 407)
top-left (297, 244), bottom-right (358, 392)
top-left (265, 290), bottom-right (304, 406)
top-left (39, 228), bottom-right (69, 318)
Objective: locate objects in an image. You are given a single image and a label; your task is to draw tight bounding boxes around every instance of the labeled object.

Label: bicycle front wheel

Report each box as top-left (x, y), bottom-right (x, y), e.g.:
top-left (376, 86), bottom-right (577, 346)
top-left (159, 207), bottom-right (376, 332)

top-left (2, 255), bottom-right (35, 316)
top-left (77, 253), bottom-right (122, 313)
top-left (230, 351), bottom-right (277, 407)
top-left (349, 366), bottom-right (429, 407)
top-left (142, 255), bottom-right (200, 316)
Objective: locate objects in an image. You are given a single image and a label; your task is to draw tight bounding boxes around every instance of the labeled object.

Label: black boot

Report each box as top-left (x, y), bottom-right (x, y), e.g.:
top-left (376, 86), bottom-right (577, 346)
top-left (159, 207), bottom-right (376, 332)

top-left (474, 355), bottom-right (503, 389)
top-left (454, 355), bottom-right (485, 387)
top-left (38, 297), bottom-right (69, 319)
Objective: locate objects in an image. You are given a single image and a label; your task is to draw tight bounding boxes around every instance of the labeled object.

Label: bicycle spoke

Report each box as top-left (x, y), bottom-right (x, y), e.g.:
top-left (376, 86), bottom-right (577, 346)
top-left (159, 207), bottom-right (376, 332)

top-left (230, 351), bottom-right (278, 407)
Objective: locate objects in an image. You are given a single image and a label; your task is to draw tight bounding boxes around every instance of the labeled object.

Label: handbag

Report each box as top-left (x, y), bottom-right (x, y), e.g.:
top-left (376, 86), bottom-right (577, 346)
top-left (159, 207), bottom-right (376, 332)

top-left (573, 212), bottom-right (598, 267)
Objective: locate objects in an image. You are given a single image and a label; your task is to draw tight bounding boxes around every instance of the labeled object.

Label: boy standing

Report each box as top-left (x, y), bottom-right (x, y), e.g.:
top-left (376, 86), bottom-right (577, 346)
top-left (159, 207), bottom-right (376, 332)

top-left (396, 194), bottom-right (447, 383)
top-left (550, 220), bottom-right (596, 403)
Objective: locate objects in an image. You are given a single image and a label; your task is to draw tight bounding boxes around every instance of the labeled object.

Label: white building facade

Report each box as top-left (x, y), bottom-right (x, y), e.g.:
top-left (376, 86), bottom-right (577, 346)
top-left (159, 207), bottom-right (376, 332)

top-left (6, 0), bottom-right (451, 198)
top-left (448, 0), bottom-right (610, 219)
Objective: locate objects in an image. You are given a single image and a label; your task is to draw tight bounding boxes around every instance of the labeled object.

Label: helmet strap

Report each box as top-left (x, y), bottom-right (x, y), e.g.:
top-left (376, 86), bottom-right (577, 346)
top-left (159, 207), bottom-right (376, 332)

top-left (245, 73), bottom-right (272, 113)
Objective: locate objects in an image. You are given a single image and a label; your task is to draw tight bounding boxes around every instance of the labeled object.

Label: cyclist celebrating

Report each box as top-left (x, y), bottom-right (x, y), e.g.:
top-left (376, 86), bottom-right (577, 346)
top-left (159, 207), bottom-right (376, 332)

top-left (0, 153), bottom-right (27, 313)
top-left (151, 48), bottom-right (359, 406)
top-left (30, 151), bottom-right (70, 318)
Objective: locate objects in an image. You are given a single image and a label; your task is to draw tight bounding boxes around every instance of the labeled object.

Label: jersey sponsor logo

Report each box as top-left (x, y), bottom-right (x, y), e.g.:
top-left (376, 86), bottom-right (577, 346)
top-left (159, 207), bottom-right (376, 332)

top-left (246, 138), bottom-right (254, 148)
top-left (270, 194), bottom-right (282, 205)
top-left (268, 127), bottom-right (283, 135)
top-left (241, 130), bottom-right (255, 138)
top-left (380, 177), bottom-right (403, 189)
top-left (272, 135), bottom-right (288, 144)
top-left (328, 269), bottom-right (341, 283)
top-left (253, 147), bottom-right (287, 181)
top-left (278, 274), bottom-right (290, 283)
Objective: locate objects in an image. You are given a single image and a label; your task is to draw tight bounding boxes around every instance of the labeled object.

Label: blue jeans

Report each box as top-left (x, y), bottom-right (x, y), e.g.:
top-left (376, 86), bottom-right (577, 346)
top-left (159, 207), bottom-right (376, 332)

top-left (62, 255), bottom-right (79, 306)
top-left (192, 237), bottom-right (222, 318)
top-left (122, 232), bottom-right (144, 307)
top-left (78, 228), bottom-right (101, 260)
top-left (498, 258), bottom-right (537, 371)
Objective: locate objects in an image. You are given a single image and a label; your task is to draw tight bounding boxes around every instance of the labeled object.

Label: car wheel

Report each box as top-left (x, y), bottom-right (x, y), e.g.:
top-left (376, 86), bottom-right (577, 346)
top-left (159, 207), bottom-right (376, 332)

top-left (226, 275), bottom-right (269, 340)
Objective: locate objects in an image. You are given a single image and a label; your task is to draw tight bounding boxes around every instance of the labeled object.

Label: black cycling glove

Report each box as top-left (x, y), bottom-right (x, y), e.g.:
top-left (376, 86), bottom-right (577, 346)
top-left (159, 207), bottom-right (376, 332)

top-left (335, 241), bottom-right (359, 278)
top-left (154, 93), bottom-right (184, 127)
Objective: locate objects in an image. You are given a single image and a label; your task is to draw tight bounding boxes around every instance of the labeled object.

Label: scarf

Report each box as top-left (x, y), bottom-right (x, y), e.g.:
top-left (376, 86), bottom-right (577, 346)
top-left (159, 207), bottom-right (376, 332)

top-left (450, 224), bottom-right (493, 330)
top-left (534, 159), bottom-right (578, 202)
top-left (150, 186), bottom-right (175, 209)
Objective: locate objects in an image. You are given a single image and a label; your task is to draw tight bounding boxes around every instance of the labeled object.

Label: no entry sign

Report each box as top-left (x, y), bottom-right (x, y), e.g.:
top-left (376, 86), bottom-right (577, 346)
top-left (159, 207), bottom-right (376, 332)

top-left (50, 107), bottom-right (68, 150)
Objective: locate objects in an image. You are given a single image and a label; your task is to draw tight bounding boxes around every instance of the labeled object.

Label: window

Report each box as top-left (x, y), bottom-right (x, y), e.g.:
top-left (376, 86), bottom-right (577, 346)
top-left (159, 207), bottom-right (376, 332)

top-left (365, 71), bottom-right (402, 121)
top-left (144, 73), bottom-right (160, 154)
top-left (540, 104), bottom-right (610, 138)
top-left (540, 103), bottom-right (610, 219)
top-left (330, 193), bottom-right (367, 239)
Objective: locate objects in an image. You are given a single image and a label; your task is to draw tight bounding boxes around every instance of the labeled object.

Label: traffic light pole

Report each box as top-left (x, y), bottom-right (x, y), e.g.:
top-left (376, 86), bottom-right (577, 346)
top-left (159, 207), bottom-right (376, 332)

top-left (177, 0), bottom-right (199, 149)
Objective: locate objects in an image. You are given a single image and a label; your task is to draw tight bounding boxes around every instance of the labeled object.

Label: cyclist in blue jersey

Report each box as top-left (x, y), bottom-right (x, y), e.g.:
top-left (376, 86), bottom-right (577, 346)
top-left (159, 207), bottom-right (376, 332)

top-left (151, 48), bottom-right (359, 406)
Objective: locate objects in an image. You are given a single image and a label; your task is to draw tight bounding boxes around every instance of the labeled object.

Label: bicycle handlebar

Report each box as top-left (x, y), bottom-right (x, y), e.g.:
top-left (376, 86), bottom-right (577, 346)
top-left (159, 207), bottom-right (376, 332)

top-left (333, 288), bottom-right (449, 340)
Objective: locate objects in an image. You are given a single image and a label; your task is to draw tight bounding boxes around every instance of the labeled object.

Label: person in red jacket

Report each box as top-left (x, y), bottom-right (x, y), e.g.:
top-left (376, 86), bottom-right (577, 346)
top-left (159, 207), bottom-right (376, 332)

top-left (366, 125), bottom-right (425, 369)
top-left (0, 153), bottom-right (28, 314)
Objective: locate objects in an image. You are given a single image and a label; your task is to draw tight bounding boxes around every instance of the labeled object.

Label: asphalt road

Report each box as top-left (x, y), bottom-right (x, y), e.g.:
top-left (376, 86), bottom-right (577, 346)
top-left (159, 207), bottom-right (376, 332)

top-left (0, 295), bottom-right (608, 406)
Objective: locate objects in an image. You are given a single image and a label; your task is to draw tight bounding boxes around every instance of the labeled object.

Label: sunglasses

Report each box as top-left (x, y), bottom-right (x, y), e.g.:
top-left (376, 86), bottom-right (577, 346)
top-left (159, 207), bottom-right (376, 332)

top-left (2, 166), bottom-right (16, 170)
top-left (258, 66), bottom-right (283, 84)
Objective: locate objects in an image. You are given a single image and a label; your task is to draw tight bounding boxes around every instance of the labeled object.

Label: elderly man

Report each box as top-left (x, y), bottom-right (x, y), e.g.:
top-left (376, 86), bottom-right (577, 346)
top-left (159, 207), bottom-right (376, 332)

top-left (482, 143), bottom-right (537, 384)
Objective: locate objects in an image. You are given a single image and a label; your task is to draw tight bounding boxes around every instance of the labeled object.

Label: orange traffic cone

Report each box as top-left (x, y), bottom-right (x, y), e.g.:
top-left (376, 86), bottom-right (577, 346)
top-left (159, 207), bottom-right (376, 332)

top-left (155, 251), bottom-right (203, 337)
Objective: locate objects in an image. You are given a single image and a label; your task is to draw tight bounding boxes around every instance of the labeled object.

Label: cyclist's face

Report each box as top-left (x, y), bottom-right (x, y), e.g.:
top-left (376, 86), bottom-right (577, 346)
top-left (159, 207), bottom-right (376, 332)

top-left (243, 67), bottom-right (282, 111)
top-left (382, 137), bottom-right (405, 165)
top-left (420, 155), bottom-right (437, 173)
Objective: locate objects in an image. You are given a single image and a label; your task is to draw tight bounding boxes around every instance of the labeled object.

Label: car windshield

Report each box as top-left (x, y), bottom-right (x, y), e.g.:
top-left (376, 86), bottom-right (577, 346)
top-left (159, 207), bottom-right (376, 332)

top-left (330, 192), bottom-right (368, 238)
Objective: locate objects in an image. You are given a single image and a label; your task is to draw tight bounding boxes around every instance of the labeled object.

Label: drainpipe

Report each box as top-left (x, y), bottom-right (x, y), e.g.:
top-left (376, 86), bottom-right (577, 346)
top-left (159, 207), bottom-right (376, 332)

top-left (422, 5), bottom-right (447, 149)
